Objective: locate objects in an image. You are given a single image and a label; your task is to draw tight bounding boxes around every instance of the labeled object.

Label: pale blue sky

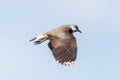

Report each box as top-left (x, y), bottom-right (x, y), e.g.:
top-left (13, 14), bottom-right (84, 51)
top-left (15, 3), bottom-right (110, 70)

top-left (0, 0), bottom-right (120, 80)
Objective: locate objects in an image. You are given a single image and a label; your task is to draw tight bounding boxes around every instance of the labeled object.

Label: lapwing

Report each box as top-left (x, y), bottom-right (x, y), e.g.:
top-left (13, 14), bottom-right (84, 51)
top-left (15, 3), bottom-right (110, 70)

top-left (29, 24), bottom-right (81, 66)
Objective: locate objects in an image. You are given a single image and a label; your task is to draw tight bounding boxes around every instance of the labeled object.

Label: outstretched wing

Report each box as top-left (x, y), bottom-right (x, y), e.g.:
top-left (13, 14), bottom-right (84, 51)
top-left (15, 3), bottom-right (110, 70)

top-left (48, 35), bottom-right (77, 66)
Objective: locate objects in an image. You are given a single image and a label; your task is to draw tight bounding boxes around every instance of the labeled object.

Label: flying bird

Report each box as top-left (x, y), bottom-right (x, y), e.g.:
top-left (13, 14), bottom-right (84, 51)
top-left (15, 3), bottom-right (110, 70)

top-left (29, 24), bottom-right (82, 66)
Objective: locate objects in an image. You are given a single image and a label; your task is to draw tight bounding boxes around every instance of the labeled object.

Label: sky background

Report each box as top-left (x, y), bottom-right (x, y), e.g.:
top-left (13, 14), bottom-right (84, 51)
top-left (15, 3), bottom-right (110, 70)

top-left (0, 0), bottom-right (120, 80)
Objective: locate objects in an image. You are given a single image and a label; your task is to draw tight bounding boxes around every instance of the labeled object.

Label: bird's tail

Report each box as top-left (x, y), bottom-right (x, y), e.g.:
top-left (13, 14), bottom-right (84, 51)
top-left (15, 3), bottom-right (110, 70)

top-left (29, 34), bottom-right (48, 45)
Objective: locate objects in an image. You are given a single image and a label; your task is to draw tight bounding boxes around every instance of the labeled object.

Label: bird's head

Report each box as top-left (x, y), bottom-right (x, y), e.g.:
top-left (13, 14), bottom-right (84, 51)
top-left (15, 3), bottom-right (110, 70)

top-left (70, 24), bottom-right (82, 33)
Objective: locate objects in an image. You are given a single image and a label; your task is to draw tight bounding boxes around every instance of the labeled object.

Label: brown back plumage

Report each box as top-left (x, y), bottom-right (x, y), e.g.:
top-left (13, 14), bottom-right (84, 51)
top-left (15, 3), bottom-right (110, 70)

top-left (30, 24), bottom-right (81, 66)
top-left (46, 26), bottom-right (78, 65)
top-left (48, 34), bottom-right (77, 65)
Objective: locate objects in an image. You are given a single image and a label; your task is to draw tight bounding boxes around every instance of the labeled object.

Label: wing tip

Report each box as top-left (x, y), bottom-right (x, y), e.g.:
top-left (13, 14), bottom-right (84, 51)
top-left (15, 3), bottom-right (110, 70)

top-left (57, 61), bottom-right (75, 66)
top-left (63, 61), bottom-right (75, 66)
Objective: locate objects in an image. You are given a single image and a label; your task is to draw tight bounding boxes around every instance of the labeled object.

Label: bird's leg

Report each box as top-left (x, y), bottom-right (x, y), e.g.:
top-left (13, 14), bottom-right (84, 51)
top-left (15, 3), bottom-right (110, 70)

top-left (29, 34), bottom-right (48, 45)
top-left (29, 37), bottom-right (36, 41)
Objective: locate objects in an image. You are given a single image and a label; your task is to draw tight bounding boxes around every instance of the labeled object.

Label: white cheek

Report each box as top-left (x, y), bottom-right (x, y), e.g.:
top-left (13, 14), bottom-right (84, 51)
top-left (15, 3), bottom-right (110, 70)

top-left (71, 26), bottom-right (76, 31)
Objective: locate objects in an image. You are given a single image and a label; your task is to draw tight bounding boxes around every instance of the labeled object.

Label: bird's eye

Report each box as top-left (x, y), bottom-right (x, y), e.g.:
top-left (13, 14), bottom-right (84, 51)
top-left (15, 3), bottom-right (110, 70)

top-left (68, 29), bottom-right (73, 33)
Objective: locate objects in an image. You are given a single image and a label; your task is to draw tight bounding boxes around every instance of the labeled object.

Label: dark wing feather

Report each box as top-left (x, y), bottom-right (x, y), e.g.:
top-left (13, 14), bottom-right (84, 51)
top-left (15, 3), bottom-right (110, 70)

top-left (48, 35), bottom-right (77, 65)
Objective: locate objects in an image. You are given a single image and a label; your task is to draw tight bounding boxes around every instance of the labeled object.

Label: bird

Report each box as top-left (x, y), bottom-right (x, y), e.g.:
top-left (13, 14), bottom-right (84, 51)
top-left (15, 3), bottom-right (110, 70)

top-left (29, 24), bottom-right (82, 66)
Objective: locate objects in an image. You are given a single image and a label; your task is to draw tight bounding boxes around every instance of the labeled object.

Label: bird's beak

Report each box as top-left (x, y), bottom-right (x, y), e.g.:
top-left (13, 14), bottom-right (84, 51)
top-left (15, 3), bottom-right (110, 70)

top-left (78, 29), bottom-right (82, 33)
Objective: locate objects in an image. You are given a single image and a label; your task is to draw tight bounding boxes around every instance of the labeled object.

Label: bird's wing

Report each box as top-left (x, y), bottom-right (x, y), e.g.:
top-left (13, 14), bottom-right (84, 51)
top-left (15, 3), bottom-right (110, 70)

top-left (48, 35), bottom-right (77, 65)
